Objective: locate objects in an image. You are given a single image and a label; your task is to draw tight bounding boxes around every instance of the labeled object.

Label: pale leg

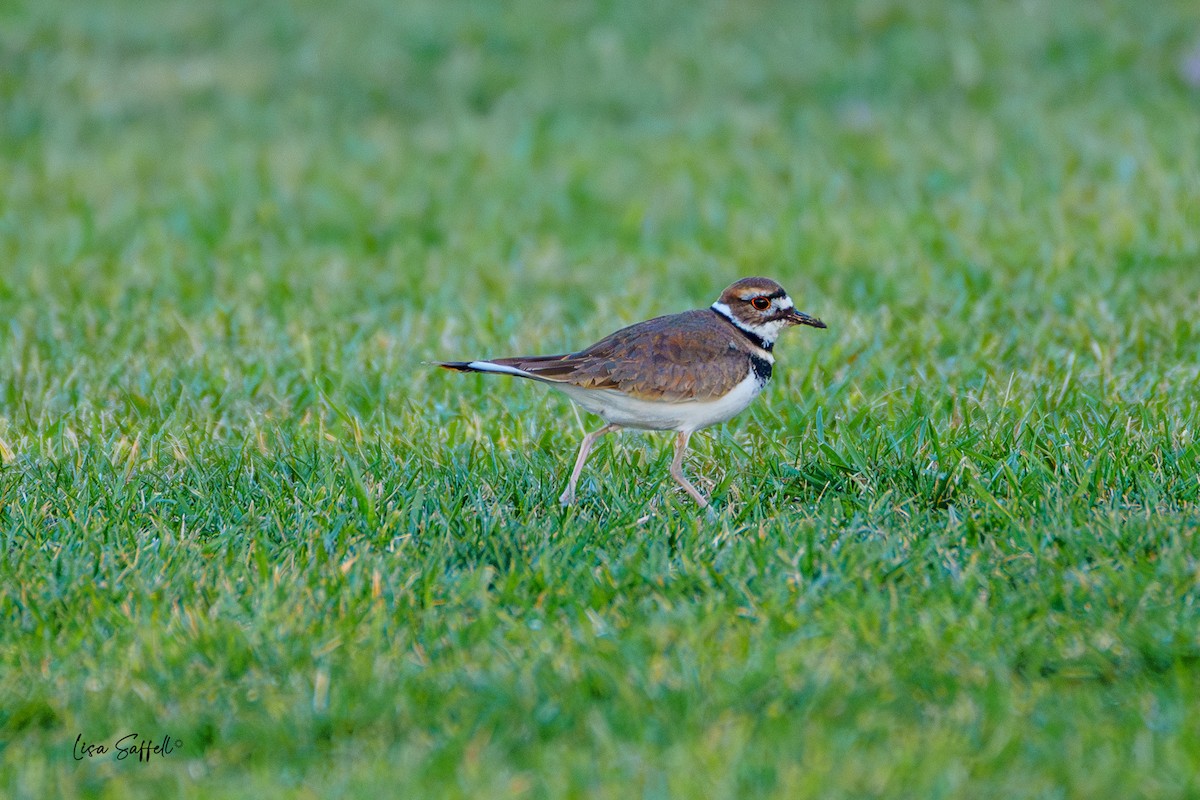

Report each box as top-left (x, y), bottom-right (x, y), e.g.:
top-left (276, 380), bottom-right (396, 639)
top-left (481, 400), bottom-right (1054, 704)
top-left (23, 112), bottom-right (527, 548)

top-left (559, 423), bottom-right (620, 506)
top-left (670, 431), bottom-right (710, 508)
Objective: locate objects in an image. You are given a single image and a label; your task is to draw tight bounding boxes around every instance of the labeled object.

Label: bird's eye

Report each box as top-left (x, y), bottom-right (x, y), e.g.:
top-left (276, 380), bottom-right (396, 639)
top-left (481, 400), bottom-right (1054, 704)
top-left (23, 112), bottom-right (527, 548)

top-left (750, 296), bottom-right (771, 311)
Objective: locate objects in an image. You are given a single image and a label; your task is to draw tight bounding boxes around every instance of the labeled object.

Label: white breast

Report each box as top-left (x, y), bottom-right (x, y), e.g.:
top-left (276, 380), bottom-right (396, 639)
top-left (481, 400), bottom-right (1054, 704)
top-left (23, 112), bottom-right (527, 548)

top-left (556, 371), bottom-right (765, 433)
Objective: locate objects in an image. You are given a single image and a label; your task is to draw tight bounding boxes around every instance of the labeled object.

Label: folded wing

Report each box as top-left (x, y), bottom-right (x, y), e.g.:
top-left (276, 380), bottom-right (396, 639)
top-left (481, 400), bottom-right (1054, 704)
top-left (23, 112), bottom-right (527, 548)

top-left (441, 310), bottom-right (755, 402)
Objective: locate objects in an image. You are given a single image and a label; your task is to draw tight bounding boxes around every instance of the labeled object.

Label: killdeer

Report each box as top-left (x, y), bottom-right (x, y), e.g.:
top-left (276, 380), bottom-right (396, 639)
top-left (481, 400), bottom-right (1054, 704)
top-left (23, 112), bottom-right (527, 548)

top-left (438, 277), bottom-right (826, 508)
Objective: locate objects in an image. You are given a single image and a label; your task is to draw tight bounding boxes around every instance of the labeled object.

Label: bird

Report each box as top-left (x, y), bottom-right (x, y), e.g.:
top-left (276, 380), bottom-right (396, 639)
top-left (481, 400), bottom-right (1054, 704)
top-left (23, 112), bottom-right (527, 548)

top-left (437, 277), bottom-right (826, 508)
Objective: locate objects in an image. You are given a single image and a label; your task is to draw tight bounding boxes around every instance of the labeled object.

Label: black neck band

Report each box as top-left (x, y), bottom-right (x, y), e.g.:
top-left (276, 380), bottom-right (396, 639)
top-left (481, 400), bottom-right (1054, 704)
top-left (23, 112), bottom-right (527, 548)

top-left (712, 305), bottom-right (774, 352)
top-left (750, 353), bottom-right (773, 382)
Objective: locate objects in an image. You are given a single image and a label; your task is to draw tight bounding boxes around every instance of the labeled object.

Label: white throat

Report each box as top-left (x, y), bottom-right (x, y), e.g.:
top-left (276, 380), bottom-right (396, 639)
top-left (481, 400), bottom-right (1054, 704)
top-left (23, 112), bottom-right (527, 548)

top-left (711, 302), bottom-right (786, 348)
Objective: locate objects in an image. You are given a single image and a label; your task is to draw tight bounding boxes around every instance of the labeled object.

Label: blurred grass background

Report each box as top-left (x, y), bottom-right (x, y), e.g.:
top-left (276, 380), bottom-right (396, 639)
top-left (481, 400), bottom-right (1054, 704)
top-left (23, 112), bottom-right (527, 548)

top-left (2, 0), bottom-right (1200, 797)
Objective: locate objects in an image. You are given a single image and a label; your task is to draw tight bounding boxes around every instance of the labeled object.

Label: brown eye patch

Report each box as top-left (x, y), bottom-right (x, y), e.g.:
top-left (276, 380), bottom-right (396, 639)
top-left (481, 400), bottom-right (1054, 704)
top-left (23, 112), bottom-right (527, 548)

top-left (750, 296), bottom-right (770, 310)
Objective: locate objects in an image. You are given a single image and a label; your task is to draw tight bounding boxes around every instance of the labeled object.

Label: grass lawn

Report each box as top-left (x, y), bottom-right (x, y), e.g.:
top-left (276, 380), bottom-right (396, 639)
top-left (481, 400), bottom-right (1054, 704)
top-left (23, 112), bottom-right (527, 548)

top-left (3, 0), bottom-right (1200, 796)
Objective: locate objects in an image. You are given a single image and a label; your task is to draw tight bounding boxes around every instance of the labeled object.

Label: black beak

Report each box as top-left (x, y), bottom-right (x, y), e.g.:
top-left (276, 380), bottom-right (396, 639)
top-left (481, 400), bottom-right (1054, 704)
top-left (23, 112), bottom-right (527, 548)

top-left (785, 309), bottom-right (827, 329)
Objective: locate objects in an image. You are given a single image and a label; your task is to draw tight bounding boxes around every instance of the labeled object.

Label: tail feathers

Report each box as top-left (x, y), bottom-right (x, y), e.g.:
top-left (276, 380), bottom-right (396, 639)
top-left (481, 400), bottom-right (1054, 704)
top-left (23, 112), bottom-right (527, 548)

top-left (437, 361), bottom-right (482, 372)
top-left (436, 360), bottom-right (540, 380)
top-left (436, 355), bottom-right (575, 382)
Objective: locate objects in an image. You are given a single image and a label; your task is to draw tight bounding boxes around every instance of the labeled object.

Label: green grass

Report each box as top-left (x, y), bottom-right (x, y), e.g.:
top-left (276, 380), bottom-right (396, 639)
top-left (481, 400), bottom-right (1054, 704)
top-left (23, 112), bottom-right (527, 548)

top-left (3, 0), bottom-right (1200, 796)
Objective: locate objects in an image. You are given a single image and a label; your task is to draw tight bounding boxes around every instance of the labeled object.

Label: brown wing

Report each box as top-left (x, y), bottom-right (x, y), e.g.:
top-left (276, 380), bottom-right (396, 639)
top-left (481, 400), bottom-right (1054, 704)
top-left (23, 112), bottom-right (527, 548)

top-left (487, 309), bottom-right (755, 402)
